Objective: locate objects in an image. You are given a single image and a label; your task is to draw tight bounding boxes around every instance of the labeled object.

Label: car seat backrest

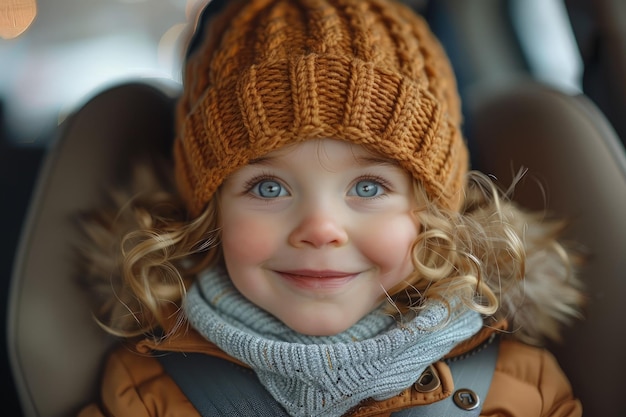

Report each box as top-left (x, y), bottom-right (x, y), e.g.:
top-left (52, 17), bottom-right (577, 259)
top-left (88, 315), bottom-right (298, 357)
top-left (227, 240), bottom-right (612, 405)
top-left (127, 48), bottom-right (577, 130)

top-left (8, 79), bottom-right (626, 417)
top-left (7, 81), bottom-right (179, 417)
top-left (467, 80), bottom-right (626, 417)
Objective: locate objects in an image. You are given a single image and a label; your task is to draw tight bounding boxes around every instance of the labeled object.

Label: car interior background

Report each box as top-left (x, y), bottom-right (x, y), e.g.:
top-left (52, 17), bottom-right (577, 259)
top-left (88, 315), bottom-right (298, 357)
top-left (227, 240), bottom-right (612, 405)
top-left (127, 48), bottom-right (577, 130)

top-left (1, 0), bottom-right (625, 416)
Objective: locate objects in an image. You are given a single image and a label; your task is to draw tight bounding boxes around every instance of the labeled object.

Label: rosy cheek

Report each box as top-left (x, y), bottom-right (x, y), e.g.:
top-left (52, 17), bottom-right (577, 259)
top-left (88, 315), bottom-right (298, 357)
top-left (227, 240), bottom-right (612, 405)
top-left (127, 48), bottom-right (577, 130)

top-left (221, 214), bottom-right (274, 266)
top-left (365, 217), bottom-right (417, 279)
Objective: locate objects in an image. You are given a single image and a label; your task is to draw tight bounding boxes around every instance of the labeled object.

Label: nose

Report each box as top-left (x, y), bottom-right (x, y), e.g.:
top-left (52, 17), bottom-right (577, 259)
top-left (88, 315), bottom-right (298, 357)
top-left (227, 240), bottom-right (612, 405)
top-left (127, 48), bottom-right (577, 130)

top-left (288, 206), bottom-right (349, 249)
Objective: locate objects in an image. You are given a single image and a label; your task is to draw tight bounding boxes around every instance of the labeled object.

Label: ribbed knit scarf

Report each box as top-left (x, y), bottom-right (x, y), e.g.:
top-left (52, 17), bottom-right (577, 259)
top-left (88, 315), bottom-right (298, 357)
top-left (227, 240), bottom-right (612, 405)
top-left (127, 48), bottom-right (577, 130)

top-left (184, 268), bottom-right (483, 417)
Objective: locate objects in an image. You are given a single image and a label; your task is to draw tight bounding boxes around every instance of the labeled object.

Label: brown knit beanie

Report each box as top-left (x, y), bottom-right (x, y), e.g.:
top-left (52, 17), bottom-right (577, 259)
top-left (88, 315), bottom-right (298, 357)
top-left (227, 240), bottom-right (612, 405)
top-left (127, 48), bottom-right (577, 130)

top-left (174, 0), bottom-right (468, 217)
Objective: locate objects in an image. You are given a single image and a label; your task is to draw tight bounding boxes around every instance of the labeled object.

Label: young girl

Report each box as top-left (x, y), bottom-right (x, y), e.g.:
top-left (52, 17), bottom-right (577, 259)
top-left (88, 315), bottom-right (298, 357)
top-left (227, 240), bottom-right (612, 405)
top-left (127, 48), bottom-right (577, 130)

top-left (78, 0), bottom-right (584, 416)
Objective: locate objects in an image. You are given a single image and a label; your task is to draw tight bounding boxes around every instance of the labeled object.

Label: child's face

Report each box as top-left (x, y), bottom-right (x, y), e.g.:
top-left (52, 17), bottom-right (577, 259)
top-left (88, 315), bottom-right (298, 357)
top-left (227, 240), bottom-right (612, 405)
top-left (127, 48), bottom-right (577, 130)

top-left (219, 139), bottom-right (419, 336)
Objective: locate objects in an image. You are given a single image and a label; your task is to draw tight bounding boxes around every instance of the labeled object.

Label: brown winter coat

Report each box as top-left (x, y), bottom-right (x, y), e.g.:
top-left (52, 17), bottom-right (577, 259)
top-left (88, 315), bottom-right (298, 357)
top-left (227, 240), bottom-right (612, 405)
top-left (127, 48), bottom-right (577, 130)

top-left (78, 318), bottom-right (582, 417)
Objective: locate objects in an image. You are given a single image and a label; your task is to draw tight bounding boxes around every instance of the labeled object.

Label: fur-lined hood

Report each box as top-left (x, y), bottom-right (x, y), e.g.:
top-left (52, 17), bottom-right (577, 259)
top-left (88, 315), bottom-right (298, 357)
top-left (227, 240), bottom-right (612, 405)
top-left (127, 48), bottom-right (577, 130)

top-left (488, 215), bottom-right (585, 346)
top-left (80, 160), bottom-right (585, 347)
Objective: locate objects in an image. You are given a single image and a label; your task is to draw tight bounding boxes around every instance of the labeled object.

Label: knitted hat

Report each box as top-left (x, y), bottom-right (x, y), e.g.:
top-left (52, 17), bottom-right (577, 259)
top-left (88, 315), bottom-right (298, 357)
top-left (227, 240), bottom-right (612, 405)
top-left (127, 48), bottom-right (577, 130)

top-left (174, 0), bottom-right (468, 217)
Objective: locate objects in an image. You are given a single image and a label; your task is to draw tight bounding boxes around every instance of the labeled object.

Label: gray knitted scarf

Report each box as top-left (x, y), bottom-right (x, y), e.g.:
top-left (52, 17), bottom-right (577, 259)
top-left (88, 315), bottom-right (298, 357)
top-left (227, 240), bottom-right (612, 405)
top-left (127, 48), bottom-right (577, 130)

top-left (184, 268), bottom-right (483, 417)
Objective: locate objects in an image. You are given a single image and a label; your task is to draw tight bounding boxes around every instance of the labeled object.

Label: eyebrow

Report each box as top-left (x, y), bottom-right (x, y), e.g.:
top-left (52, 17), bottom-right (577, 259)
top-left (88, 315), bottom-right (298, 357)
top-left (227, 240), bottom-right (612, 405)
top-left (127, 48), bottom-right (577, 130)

top-left (248, 155), bottom-right (278, 165)
top-left (352, 155), bottom-right (400, 167)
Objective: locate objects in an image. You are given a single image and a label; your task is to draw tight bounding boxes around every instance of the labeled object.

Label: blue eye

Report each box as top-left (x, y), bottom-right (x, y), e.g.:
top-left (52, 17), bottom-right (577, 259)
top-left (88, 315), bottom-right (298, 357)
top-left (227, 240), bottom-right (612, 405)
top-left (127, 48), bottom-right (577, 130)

top-left (253, 180), bottom-right (287, 198)
top-left (351, 180), bottom-right (383, 198)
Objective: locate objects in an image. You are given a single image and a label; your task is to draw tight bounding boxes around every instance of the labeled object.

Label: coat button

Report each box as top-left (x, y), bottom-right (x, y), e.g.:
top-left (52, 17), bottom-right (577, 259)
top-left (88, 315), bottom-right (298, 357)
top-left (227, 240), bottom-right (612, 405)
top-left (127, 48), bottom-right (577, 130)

top-left (413, 365), bottom-right (440, 393)
top-left (453, 388), bottom-right (480, 410)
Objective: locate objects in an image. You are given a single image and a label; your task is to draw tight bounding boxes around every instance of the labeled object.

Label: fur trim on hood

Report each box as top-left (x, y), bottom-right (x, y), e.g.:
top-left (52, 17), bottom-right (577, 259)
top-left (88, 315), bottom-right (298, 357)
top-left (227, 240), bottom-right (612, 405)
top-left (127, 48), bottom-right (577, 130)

top-left (80, 159), bottom-right (586, 346)
top-left (490, 210), bottom-right (585, 346)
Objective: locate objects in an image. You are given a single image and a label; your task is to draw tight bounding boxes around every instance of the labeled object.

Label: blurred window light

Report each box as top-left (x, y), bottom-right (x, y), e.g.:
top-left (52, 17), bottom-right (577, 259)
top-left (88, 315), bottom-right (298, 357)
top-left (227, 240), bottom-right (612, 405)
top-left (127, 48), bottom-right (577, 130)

top-left (0, 0), bottom-right (196, 145)
top-left (8, 33), bottom-right (168, 141)
top-left (509, 0), bottom-right (583, 94)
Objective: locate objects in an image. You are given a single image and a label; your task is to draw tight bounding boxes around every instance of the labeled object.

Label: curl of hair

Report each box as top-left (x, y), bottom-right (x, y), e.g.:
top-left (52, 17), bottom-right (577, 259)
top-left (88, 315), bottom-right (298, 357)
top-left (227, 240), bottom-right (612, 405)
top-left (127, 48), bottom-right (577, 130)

top-left (78, 160), bottom-right (221, 340)
top-left (386, 171), bottom-right (584, 345)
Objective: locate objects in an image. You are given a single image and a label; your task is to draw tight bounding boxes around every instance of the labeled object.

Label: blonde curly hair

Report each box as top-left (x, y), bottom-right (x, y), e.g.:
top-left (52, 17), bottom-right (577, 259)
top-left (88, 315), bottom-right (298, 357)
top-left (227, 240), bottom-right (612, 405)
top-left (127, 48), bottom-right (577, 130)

top-left (79, 158), bottom-right (583, 346)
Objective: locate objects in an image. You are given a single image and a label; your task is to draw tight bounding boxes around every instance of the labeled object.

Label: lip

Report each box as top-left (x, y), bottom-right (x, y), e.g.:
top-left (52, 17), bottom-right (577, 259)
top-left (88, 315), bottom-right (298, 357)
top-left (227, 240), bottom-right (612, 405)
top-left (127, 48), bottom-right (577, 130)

top-left (276, 269), bottom-right (359, 290)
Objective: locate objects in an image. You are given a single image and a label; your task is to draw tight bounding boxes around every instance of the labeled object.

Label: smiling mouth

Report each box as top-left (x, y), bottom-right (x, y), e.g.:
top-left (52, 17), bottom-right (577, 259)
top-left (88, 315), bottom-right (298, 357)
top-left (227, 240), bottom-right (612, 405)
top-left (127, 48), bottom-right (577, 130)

top-left (277, 270), bottom-right (359, 290)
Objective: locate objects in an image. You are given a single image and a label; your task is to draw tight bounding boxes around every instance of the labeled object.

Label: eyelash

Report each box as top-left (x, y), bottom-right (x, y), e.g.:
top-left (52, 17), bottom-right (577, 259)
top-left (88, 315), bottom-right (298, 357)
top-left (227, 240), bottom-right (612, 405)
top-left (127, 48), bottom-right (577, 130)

top-left (242, 173), bottom-right (284, 195)
top-left (357, 174), bottom-right (392, 189)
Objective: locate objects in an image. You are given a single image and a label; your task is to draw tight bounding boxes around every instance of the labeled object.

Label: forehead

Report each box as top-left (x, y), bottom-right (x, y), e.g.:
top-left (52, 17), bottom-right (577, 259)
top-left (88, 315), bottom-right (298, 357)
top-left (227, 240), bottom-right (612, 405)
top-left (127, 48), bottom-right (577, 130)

top-left (250, 138), bottom-right (397, 167)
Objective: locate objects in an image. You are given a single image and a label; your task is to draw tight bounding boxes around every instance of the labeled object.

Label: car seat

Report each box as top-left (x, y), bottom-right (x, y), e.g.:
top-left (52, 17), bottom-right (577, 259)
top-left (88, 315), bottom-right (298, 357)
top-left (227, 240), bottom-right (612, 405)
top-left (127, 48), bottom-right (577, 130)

top-left (466, 79), bottom-right (626, 417)
top-left (6, 80), bottom-right (180, 417)
top-left (7, 77), bottom-right (626, 417)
